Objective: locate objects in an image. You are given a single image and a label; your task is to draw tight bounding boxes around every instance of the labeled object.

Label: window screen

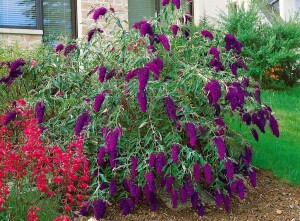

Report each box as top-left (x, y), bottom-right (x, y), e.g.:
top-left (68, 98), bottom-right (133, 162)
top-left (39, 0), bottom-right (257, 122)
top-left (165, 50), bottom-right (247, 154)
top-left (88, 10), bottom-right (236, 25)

top-left (0, 0), bottom-right (38, 28)
top-left (128, 0), bottom-right (157, 28)
top-left (43, 0), bottom-right (74, 38)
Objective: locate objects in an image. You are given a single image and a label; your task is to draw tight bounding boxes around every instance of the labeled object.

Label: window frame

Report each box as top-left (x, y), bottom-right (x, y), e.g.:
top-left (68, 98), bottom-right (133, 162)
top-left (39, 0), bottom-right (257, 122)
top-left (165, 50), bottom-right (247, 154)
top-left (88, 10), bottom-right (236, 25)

top-left (0, 0), bottom-right (43, 30)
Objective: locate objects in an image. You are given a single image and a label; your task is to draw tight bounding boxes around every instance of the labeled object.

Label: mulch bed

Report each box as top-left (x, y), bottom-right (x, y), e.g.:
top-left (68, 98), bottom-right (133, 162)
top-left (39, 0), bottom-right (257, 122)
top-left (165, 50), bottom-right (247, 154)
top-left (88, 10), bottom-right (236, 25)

top-left (81, 170), bottom-right (300, 221)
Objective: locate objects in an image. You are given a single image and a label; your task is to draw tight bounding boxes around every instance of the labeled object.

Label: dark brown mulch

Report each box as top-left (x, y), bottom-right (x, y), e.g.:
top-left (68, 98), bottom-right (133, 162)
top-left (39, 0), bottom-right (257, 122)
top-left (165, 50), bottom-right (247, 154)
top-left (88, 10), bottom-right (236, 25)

top-left (79, 170), bottom-right (300, 221)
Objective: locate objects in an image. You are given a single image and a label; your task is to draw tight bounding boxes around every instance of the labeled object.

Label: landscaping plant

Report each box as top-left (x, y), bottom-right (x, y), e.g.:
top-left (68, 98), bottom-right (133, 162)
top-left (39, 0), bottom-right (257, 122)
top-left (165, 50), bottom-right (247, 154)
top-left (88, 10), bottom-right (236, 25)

top-left (0, 0), bottom-right (280, 219)
top-left (220, 0), bottom-right (300, 88)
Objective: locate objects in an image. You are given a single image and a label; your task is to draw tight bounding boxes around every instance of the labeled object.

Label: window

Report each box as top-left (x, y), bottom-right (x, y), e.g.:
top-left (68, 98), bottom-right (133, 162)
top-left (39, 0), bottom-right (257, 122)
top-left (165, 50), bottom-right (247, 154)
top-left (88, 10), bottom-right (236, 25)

top-left (0, 0), bottom-right (42, 29)
top-left (43, 0), bottom-right (77, 38)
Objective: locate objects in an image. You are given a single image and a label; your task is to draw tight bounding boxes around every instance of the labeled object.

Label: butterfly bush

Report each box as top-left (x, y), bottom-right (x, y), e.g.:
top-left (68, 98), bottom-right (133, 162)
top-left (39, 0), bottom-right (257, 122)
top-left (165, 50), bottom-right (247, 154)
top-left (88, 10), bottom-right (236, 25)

top-left (0, 1), bottom-right (280, 219)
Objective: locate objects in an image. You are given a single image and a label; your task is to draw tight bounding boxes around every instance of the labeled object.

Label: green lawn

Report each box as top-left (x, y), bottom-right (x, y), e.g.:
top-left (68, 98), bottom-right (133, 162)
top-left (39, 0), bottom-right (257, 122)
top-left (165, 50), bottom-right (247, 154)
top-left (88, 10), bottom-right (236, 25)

top-left (231, 85), bottom-right (300, 185)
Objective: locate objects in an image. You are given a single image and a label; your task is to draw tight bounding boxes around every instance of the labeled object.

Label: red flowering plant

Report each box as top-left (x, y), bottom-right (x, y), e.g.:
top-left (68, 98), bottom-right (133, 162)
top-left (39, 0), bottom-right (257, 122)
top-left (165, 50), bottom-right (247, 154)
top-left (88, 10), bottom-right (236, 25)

top-left (0, 100), bottom-right (90, 220)
top-left (0, 0), bottom-right (280, 219)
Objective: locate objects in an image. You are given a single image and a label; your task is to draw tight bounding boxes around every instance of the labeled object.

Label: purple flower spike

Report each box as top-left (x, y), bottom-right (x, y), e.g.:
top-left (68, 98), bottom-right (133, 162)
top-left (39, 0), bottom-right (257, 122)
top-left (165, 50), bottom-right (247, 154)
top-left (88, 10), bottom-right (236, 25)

top-left (74, 111), bottom-right (91, 136)
top-left (185, 122), bottom-right (197, 148)
top-left (153, 57), bottom-right (164, 69)
top-left (224, 195), bottom-right (231, 213)
top-left (251, 128), bottom-right (259, 141)
top-left (87, 28), bottom-right (103, 42)
top-left (79, 202), bottom-right (90, 216)
top-left (93, 199), bottom-right (106, 219)
top-left (146, 62), bottom-right (160, 79)
top-left (120, 198), bottom-right (133, 216)
top-left (180, 187), bottom-right (187, 204)
top-left (162, 0), bottom-right (170, 6)
top-left (204, 79), bottom-right (221, 105)
top-left (158, 34), bottom-right (171, 51)
top-left (201, 30), bottom-right (214, 40)
top-left (214, 137), bottom-right (226, 160)
top-left (63, 43), bottom-right (77, 57)
top-left (171, 144), bottom-right (180, 164)
top-left (230, 63), bottom-right (238, 76)
top-left (225, 160), bottom-right (234, 181)
top-left (193, 163), bottom-right (201, 183)
top-left (125, 68), bottom-right (138, 82)
top-left (140, 22), bottom-right (154, 37)
top-left (171, 189), bottom-right (178, 208)
top-left (191, 192), bottom-right (199, 209)
top-left (98, 67), bottom-right (107, 83)
top-left (249, 168), bottom-right (257, 188)
top-left (54, 43), bottom-right (64, 53)
top-left (110, 179), bottom-right (117, 196)
top-left (163, 96), bottom-right (177, 121)
top-left (149, 153), bottom-right (156, 168)
top-left (137, 90), bottom-right (147, 112)
top-left (4, 110), bottom-right (17, 125)
top-left (93, 7), bottom-right (107, 21)
top-left (269, 115), bottom-right (280, 137)
top-left (145, 171), bottom-right (155, 184)
top-left (150, 193), bottom-right (158, 211)
top-left (209, 47), bottom-right (220, 60)
top-left (138, 67), bottom-right (150, 91)
top-left (215, 190), bottom-right (223, 207)
top-left (237, 179), bottom-right (245, 200)
top-left (166, 175), bottom-right (173, 194)
top-left (172, 0), bottom-right (181, 9)
top-left (93, 92), bottom-right (105, 112)
top-left (204, 163), bottom-right (212, 185)
top-left (170, 25), bottom-right (179, 36)
top-left (35, 101), bottom-right (45, 124)
top-left (97, 147), bottom-right (106, 165)
top-left (197, 202), bottom-right (205, 217)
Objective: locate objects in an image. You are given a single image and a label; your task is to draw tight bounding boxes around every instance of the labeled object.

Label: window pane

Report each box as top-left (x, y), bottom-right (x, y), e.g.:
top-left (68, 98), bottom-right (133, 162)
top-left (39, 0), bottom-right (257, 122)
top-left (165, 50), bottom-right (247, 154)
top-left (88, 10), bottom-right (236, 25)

top-left (43, 0), bottom-right (73, 38)
top-left (128, 0), bottom-right (157, 27)
top-left (0, 0), bottom-right (37, 28)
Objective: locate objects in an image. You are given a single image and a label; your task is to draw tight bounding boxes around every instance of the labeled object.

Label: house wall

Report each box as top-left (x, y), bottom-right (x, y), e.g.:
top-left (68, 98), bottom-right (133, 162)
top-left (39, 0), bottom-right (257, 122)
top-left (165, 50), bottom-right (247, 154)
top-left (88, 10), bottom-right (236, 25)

top-left (80, 0), bottom-right (129, 39)
top-left (0, 29), bottom-right (43, 48)
top-left (280, 0), bottom-right (296, 20)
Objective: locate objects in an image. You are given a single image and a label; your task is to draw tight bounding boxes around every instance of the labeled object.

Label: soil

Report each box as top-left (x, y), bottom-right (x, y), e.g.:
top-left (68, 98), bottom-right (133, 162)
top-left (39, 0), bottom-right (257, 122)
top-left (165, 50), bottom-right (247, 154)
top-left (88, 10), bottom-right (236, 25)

top-left (81, 170), bottom-right (300, 221)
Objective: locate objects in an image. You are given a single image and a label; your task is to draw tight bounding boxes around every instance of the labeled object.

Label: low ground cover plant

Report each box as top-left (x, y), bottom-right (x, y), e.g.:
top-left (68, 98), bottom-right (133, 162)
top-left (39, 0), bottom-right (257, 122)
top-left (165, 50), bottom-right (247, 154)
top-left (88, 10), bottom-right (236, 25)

top-left (220, 0), bottom-right (300, 88)
top-left (0, 0), bottom-right (280, 220)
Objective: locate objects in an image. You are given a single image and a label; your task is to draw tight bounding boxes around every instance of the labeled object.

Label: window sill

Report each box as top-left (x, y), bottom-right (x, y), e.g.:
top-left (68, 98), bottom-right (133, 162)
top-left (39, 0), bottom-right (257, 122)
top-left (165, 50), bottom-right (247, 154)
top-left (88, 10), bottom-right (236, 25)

top-left (0, 28), bottom-right (43, 35)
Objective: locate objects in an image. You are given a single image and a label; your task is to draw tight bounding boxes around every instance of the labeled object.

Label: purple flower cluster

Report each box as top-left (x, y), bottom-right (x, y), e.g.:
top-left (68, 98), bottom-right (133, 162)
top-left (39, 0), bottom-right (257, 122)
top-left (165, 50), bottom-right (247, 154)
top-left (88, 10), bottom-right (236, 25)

top-left (251, 128), bottom-right (259, 141)
top-left (0, 58), bottom-right (26, 86)
top-left (191, 191), bottom-right (199, 209)
top-left (35, 101), bottom-right (45, 124)
top-left (209, 47), bottom-right (220, 60)
top-left (162, 0), bottom-right (181, 9)
top-left (98, 66), bottom-right (107, 83)
top-left (163, 96), bottom-right (177, 121)
top-left (93, 92), bottom-right (106, 112)
top-left (87, 28), bottom-right (104, 42)
top-left (253, 84), bottom-right (261, 104)
top-left (158, 34), bottom-right (171, 51)
top-left (110, 179), bottom-right (117, 196)
top-left (120, 198), bottom-right (133, 216)
top-left (138, 67), bottom-right (150, 91)
top-left (249, 168), bottom-right (257, 187)
top-left (4, 110), bottom-right (17, 125)
top-left (224, 195), bottom-right (231, 213)
top-left (252, 111), bottom-right (266, 133)
top-left (204, 163), bottom-right (212, 185)
top-left (225, 160), bottom-right (234, 180)
top-left (193, 163), bottom-right (201, 183)
top-left (133, 21), bottom-right (154, 37)
top-left (125, 68), bottom-right (139, 82)
top-left (171, 189), bottom-right (178, 208)
top-left (170, 24), bottom-right (179, 36)
top-left (215, 190), bottom-right (223, 207)
top-left (237, 179), bottom-right (245, 200)
top-left (225, 82), bottom-right (245, 111)
top-left (93, 199), bottom-right (106, 219)
top-left (214, 137), bottom-right (226, 160)
top-left (137, 90), bottom-right (147, 112)
top-left (97, 147), bottom-right (106, 165)
top-left (204, 79), bottom-right (221, 105)
top-left (148, 153), bottom-right (167, 175)
top-left (185, 122), bottom-right (197, 148)
top-left (93, 7), bottom-right (107, 21)
top-left (225, 34), bottom-right (243, 54)
top-left (74, 111), bottom-right (92, 136)
top-left (243, 146), bottom-right (253, 168)
top-left (63, 43), bottom-right (77, 57)
top-left (269, 115), bottom-right (280, 137)
top-left (201, 30), bottom-right (214, 40)
top-left (54, 43), bottom-right (64, 53)
top-left (210, 58), bottom-right (225, 72)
